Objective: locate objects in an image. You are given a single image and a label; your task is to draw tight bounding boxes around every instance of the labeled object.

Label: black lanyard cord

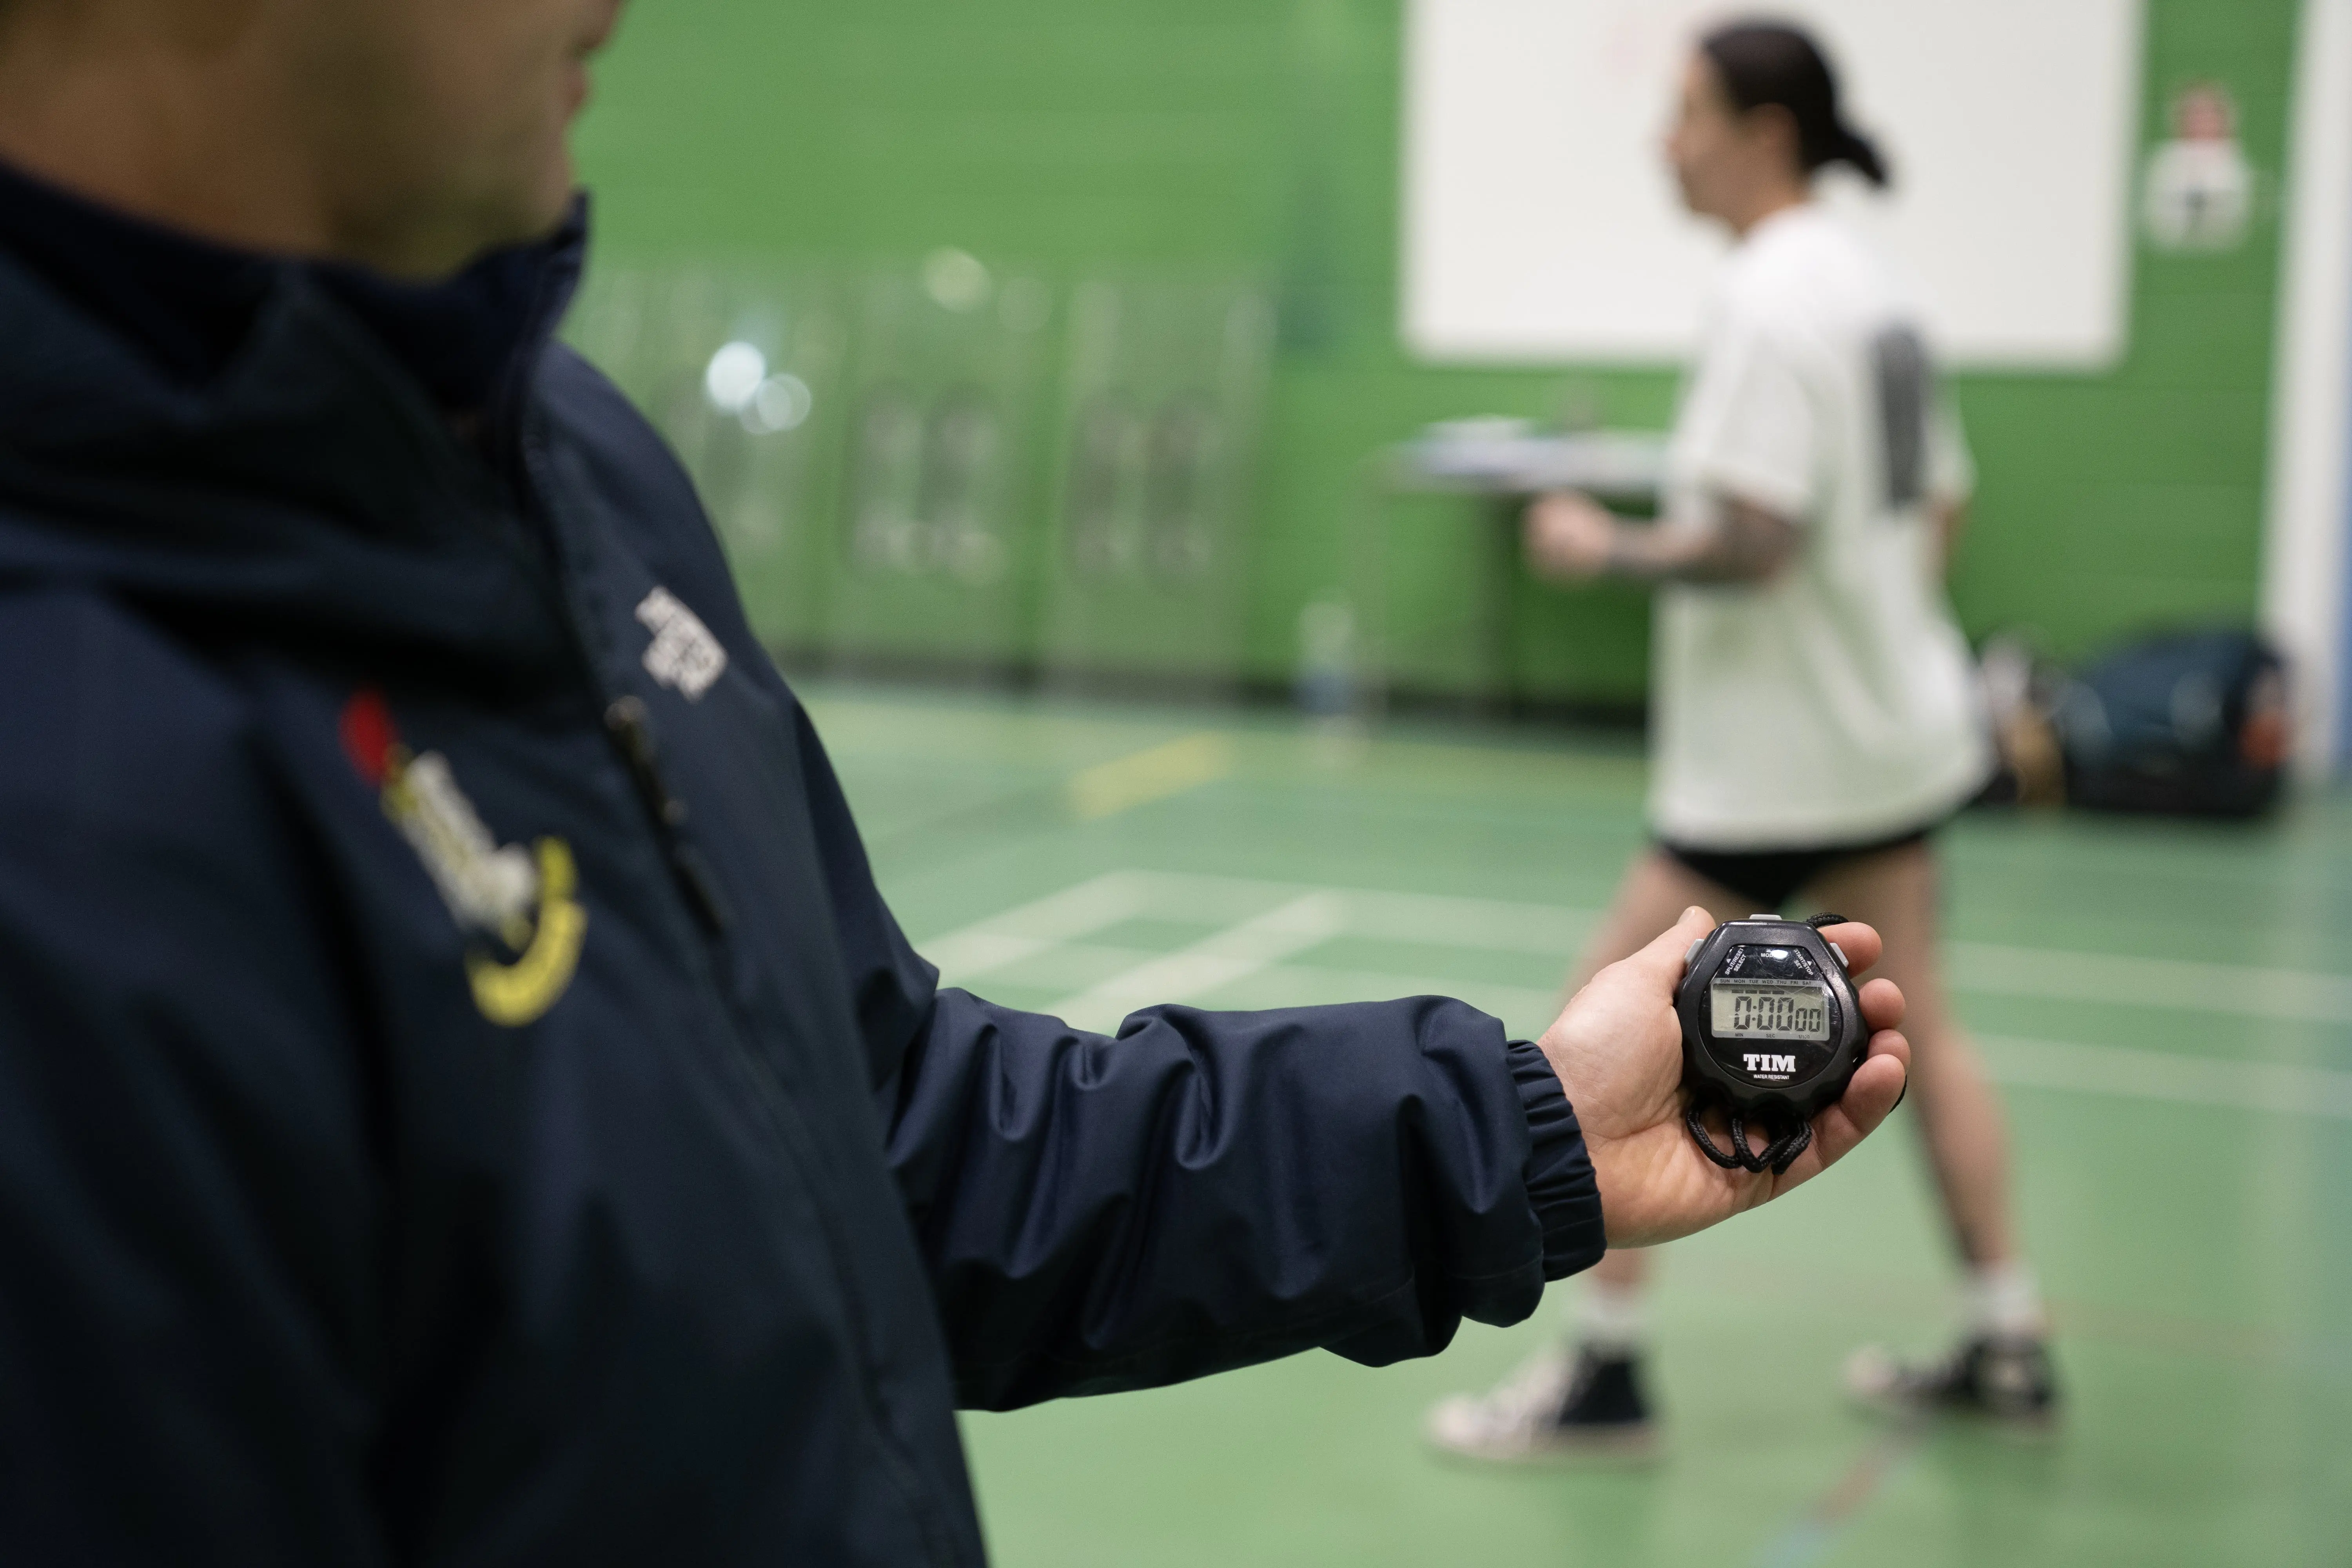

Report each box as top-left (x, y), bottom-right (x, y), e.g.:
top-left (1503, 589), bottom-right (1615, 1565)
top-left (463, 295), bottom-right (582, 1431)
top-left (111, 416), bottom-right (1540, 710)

top-left (1685, 1101), bottom-right (1813, 1176)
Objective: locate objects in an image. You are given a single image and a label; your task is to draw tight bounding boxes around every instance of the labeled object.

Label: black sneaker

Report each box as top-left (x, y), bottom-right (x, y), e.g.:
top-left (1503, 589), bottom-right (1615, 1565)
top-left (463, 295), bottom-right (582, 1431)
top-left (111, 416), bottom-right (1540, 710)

top-left (1425, 1345), bottom-right (1659, 1463)
top-left (1844, 1335), bottom-right (2061, 1433)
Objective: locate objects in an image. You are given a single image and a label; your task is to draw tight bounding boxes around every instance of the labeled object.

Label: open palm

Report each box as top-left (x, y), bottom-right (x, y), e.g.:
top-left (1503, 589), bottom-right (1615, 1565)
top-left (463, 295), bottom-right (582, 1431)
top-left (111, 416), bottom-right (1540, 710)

top-left (1537, 905), bottom-right (1912, 1248)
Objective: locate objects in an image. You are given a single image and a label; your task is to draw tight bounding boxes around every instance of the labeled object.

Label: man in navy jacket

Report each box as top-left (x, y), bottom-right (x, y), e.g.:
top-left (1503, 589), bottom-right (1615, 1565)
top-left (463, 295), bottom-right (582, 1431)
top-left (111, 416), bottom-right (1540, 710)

top-left (0, 1), bottom-right (1911, 1562)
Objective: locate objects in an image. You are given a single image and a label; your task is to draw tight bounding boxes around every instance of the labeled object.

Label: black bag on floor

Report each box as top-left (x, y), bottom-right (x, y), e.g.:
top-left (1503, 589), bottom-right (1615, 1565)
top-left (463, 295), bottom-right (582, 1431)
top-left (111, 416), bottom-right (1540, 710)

top-left (2054, 629), bottom-right (2290, 818)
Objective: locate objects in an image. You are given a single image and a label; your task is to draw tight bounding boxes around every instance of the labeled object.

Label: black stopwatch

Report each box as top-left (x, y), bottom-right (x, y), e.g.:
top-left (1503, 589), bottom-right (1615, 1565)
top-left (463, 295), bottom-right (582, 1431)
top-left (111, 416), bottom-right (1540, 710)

top-left (1673, 913), bottom-right (1867, 1176)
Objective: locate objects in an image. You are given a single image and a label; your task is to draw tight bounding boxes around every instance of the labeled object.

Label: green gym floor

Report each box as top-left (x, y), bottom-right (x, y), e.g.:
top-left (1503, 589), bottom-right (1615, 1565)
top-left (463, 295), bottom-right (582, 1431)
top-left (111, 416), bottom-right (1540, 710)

top-left (808, 680), bottom-right (2352, 1568)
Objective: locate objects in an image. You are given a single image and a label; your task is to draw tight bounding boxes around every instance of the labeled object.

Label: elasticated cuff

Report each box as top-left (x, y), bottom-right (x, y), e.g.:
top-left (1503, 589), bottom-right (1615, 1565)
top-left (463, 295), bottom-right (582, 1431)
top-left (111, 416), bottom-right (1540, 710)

top-left (1505, 1039), bottom-right (1608, 1279)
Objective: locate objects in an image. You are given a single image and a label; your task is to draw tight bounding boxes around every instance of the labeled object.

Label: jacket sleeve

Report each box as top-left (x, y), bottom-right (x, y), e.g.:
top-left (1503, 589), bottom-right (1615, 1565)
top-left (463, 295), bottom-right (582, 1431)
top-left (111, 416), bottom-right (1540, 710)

top-left (791, 706), bottom-right (1608, 1412)
top-left (0, 598), bottom-right (382, 1564)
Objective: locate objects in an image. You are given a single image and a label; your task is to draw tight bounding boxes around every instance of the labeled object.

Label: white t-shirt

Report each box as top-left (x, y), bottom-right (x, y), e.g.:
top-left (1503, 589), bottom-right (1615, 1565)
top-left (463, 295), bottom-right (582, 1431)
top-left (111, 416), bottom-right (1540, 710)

top-left (1649, 205), bottom-right (1991, 849)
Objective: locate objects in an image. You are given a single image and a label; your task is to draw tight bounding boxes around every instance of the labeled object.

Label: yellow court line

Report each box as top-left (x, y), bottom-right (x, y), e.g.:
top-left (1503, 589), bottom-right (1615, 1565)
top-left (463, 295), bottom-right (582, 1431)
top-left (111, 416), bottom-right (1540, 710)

top-left (1066, 732), bottom-right (1236, 822)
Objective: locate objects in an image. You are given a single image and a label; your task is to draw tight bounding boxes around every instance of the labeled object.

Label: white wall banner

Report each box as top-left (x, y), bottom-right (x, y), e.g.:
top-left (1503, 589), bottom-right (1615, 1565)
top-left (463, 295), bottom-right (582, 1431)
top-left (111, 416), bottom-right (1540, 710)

top-left (1402, 0), bottom-right (2145, 368)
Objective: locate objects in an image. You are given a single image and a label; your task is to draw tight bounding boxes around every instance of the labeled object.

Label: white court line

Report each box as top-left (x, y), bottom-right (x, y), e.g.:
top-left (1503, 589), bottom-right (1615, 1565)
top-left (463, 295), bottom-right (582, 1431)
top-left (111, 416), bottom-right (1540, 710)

top-left (918, 871), bottom-right (1151, 985)
top-left (1319, 887), bottom-right (1593, 955)
top-left (922, 870), bottom-right (1593, 979)
top-left (932, 931), bottom-right (1566, 1033)
top-left (918, 871), bottom-right (2352, 1033)
top-left (919, 872), bottom-right (2352, 1121)
top-left (1952, 943), bottom-right (2352, 1026)
top-left (1044, 894), bottom-right (1351, 1034)
top-left (1975, 1034), bottom-right (2352, 1121)
top-left (1205, 961), bottom-right (1563, 1027)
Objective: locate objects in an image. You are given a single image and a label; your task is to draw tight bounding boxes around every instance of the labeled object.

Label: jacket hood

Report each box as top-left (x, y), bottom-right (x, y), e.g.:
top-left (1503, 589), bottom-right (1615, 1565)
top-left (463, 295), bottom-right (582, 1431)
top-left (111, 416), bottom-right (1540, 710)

top-left (0, 211), bottom-right (592, 692)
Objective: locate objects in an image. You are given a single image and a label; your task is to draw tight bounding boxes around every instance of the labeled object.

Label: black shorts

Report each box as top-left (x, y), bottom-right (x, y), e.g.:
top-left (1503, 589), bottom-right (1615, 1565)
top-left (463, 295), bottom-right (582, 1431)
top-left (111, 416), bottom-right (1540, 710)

top-left (1658, 818), bottom-right (1944, 914)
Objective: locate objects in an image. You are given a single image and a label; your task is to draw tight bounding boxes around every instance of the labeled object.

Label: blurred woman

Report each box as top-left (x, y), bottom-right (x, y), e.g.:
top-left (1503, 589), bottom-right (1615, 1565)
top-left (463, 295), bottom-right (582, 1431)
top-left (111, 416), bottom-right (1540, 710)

top-left (1428, 20), bottom-right (2056, 1461)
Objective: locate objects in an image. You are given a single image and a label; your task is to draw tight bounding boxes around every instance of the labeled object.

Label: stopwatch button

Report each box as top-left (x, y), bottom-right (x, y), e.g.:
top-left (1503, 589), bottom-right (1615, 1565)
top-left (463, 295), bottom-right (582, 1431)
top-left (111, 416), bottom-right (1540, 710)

top-left (1829, 942), bottom-right (1849, 969)
top-left (1684, 938), bottom-right (1703, 972)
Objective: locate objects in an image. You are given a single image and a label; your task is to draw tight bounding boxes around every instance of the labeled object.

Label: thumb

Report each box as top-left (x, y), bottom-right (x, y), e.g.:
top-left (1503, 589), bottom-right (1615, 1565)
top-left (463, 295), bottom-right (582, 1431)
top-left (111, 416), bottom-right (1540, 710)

top-left (1622, 905), bottom-right (1719, 987)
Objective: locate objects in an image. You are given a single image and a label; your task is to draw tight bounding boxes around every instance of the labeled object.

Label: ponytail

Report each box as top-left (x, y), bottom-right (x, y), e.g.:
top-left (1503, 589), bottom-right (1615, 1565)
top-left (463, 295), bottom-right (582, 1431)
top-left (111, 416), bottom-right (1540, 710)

top-left (1700, 21), bottom-right (1890, 190)
top-left (1831, 126), bottom-right (1887, 188)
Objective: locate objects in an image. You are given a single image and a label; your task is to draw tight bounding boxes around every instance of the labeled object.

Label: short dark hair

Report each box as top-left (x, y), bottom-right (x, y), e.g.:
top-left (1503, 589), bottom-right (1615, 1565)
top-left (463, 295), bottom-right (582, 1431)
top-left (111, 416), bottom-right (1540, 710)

top-left (1700, 20), bottom-right (1888, 189)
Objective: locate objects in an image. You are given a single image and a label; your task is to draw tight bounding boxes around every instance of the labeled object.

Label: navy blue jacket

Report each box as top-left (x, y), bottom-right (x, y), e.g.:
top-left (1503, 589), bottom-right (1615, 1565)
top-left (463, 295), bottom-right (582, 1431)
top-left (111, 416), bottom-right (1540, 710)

top-left (0, 208), bottom-right (1605, 1564)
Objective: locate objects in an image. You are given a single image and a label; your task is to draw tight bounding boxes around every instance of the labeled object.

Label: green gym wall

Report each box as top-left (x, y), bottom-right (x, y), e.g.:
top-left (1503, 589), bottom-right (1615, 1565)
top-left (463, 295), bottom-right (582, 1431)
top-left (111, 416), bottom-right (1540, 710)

top-left (572, 0), bottom-right (2296, 708)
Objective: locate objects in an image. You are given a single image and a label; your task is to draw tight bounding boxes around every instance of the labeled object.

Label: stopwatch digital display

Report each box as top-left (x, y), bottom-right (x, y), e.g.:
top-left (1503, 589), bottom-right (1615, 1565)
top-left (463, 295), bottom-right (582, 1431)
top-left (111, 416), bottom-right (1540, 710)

top-left (1673, 915), bottom-right (1868, 1175)
top-left (1710, 980), bottom-right (1830, 1044)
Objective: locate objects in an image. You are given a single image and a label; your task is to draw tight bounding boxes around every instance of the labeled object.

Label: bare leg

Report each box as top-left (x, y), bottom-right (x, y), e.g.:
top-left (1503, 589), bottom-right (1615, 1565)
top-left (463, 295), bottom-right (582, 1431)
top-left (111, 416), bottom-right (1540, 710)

top-left (1799, 840), bottom-right (2016, 1268)
top-left (1803, 843), bottom-right (2058, 1420)
top-left (1434, 837), bottom-right (2047, 1457)
top-left (1429, 848), bottom-right (1862, 1457)
top-left (1566, 850), bottom-right (1755, 1298)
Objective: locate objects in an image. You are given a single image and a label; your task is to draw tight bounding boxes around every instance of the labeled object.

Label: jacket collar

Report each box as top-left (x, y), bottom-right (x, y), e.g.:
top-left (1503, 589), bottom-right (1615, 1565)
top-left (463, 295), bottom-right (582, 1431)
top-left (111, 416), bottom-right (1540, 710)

top-left (0, 190), bottom-right (588, 533)
top-left (0, 203), bottom-right (593, 685)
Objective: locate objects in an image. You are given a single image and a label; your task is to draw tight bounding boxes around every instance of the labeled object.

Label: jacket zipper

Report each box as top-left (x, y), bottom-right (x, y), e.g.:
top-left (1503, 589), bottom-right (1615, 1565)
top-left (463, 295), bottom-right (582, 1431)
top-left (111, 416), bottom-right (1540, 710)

top-left (513, 427), bottom-right (968, 1566)
top-left (600, 693), bottom-right (731, 935)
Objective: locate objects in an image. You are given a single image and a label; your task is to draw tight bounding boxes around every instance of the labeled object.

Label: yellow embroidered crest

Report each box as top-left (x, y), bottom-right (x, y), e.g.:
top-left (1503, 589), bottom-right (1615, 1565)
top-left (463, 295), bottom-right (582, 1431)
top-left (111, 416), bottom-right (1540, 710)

top-left (342, 690), bottom-right (587, 1026)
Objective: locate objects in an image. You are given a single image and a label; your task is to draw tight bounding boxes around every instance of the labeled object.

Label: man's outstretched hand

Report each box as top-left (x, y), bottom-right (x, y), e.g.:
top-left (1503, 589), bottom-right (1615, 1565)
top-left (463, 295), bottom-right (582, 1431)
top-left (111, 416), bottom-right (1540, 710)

top-left (1537, 906), bottom-right (1911, 1248)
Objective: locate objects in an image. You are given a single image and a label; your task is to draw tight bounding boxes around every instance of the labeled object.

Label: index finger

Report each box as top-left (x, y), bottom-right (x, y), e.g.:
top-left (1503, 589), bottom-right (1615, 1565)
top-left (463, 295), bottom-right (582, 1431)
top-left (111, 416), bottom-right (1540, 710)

top-left (1814, 919), bottom-right (1882, 978)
